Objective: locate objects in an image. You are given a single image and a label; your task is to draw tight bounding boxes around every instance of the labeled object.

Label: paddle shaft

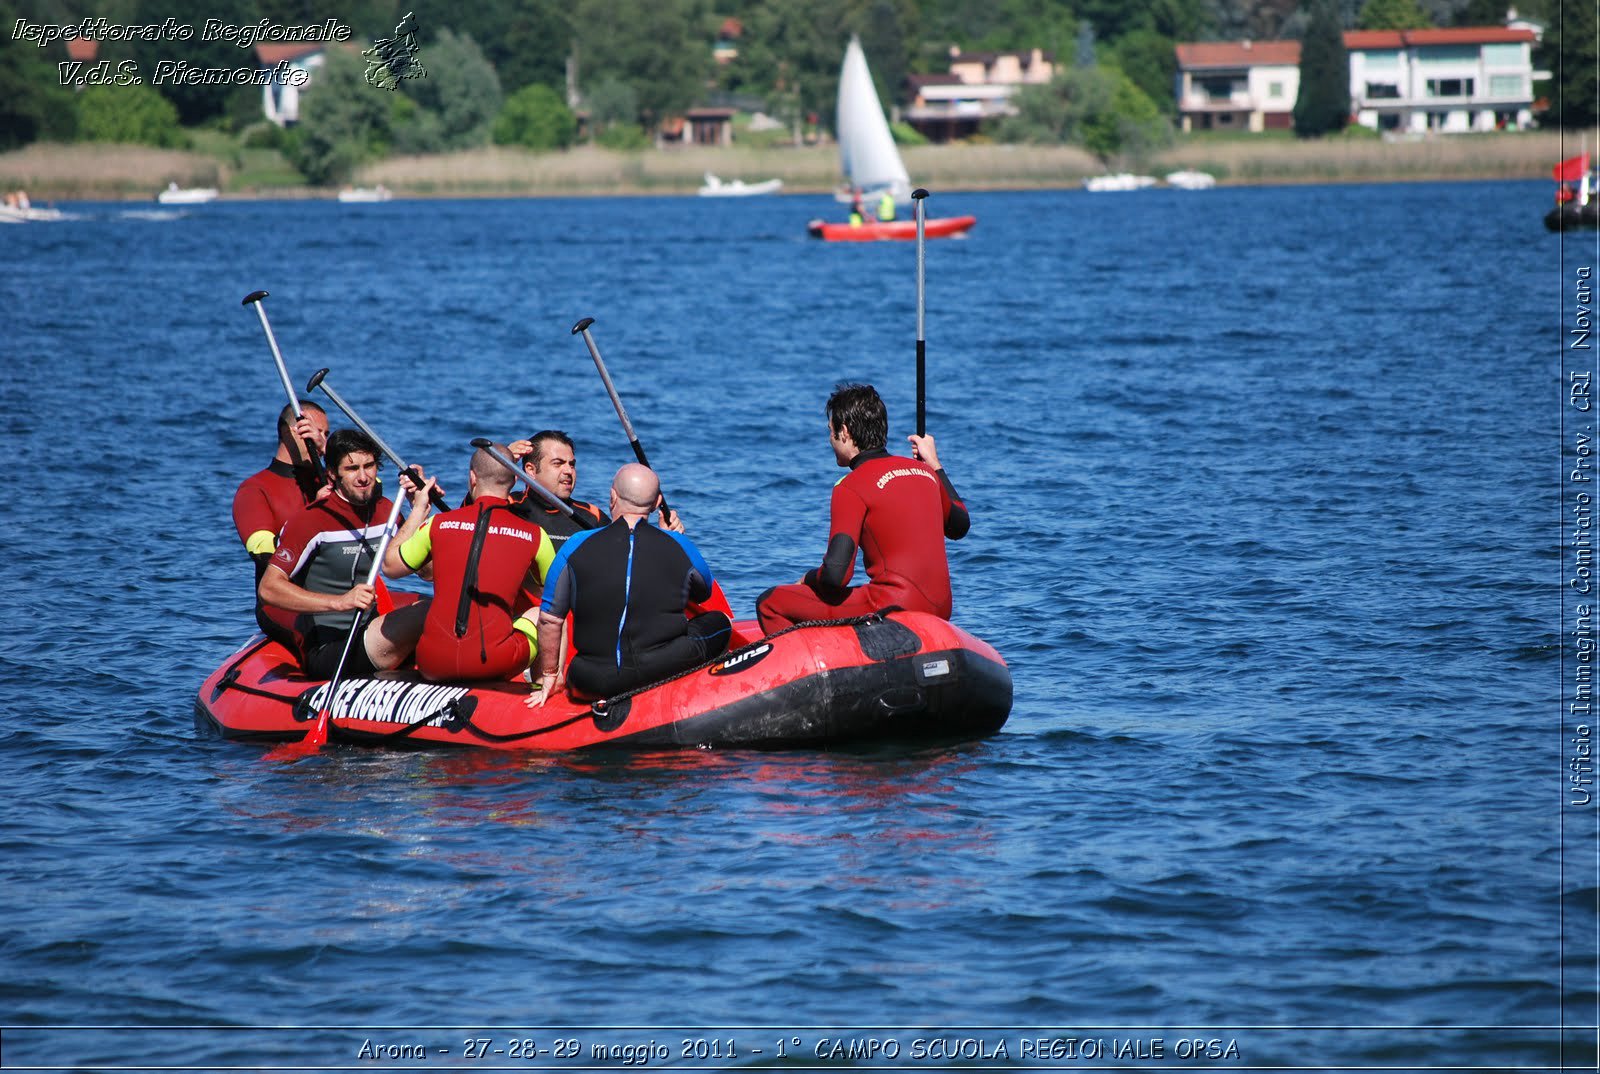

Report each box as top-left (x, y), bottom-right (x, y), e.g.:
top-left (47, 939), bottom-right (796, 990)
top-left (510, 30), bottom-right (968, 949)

top-left (912, 188), bottom-right (928, 437)
top-left (469, 438), bottom-right (599, 527)
top-left (302, 489), bottom-right (409, 748)
top-left (308, 369), bottom-right (447, 511)
top-left (571, 319), bottom-right (675, 526)
top-left (242, 290), bottom-right (326, 484)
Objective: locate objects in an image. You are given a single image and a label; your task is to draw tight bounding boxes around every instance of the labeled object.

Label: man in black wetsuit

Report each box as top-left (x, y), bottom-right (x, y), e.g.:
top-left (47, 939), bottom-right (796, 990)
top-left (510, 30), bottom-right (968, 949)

top-left (528, 463), bottom-right (731, 704)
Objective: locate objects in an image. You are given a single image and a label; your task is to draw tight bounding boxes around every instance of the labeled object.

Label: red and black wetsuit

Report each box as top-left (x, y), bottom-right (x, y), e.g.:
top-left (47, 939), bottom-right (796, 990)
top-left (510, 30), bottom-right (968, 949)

top-left (756, 448), bottom-right (969, 634)
top-left (267, 491), bottom-right (395, 677)
top-left (509, 490), bottom-right (608, 555)
top-left (540, 519), bottom-right (731, 698)
top-left (232, 458), bottom-right (323, 645)
top-left (398, 495), bottom-right (555, 682)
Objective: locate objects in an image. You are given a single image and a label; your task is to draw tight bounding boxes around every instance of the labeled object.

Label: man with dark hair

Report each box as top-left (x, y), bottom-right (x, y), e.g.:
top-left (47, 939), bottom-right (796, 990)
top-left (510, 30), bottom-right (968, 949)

top-left (528, 463), bottom-right (731, 704)
top-left (232, 400), bottom-right (329, 645)
top-left (232, 400), bottom-right (329, 563)
top-left (259, 428), bottom-right (433, 678)
top-left (755, 382), bottom-right (969, 634)
top-left (383, 442), bottom-right (555, 682)
top-left (507, 430), bottom-right (609, 552)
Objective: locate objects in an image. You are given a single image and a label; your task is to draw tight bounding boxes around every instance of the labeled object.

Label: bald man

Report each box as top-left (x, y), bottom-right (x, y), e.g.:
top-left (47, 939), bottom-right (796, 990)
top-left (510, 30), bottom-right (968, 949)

top-left (530, 463), bottom-right (731, 704)
top-left (384, 442), bottom-right (555, 683)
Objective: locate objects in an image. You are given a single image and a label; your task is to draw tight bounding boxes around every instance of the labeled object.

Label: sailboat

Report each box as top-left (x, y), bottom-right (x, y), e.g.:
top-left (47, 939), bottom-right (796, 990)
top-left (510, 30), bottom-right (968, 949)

top-left (808, 36), bottom-right (975, 242)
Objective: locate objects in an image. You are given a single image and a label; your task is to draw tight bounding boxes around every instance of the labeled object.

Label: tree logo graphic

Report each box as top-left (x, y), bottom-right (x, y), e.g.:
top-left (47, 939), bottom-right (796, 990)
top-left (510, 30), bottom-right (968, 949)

top-left (364, 12), bottom-right (427, 90)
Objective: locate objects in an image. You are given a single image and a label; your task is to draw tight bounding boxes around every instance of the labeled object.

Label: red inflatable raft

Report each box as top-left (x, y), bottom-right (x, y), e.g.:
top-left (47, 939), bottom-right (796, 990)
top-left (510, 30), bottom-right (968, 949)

top-left (194, 611), bottom-right (1011, 751)
top-left (807, 216), bottom-right (977, 242)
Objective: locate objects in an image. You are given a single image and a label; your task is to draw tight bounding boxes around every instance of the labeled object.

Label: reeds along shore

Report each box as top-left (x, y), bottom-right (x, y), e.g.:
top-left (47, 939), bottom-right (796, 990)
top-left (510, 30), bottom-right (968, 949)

top-left (0, 132), bottom-right (1571, 200)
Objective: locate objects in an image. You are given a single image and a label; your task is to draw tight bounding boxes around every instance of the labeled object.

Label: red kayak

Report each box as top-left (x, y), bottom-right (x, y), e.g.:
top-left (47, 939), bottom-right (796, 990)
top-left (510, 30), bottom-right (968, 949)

top-left (807, 216), bottom-right (976, 242)
top-left (194, 610), bottom-right (1012, 751)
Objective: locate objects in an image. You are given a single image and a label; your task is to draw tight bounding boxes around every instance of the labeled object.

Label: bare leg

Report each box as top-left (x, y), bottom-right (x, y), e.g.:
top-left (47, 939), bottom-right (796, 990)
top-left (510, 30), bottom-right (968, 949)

top-left (363, 599), bottom-right (430, 670)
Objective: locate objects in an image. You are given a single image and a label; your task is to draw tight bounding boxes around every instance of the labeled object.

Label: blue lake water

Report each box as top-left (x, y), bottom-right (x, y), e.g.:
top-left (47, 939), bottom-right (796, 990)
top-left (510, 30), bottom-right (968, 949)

top-left (0, 181), bottom-right (1594, 1071)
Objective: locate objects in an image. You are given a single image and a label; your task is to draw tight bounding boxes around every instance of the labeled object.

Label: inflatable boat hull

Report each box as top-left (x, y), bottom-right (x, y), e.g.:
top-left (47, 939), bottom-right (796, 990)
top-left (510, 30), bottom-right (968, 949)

top-left (194, 611), bottom-right (1012, 751)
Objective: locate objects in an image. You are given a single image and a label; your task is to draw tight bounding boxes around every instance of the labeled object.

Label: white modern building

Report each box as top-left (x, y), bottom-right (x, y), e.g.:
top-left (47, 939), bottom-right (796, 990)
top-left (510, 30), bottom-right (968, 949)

top-left (1173, 25), bottom-right (1538, 135)
top-left (1345, 27), bottom-right (1537, 133)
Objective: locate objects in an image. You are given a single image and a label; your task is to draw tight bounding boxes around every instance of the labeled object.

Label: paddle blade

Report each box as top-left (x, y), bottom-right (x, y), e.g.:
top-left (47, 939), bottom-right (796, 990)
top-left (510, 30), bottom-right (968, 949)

top-left (262, 709), bottom-right (330, 761)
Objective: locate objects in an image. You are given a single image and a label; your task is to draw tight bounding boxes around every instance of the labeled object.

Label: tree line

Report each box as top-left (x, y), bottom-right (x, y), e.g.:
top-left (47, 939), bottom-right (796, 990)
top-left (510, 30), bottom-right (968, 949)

top-left (1, 0), bottom-right (1587, 179)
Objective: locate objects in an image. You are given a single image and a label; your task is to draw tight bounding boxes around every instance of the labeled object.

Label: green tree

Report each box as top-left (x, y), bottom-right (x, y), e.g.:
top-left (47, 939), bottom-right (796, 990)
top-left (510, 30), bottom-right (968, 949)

top-left (286, 48), bottom-right (390, 184)
top-left (1293, 0), bottom-right (1350, 137)
top-left (108, 0), bottom-right (258, 128)
top-left (573, 0), bottom-right (706, 129)
top-left (1537, 0), bottom-right (1598, 128)
top-left (76, 83), bottom-right (185, 146)
top-left (0, 0), bottom-right (78, 148)
top-left (1109, 29), bottom-right (1178, 115)
top-left (1356, 0), bottom-right (1433, 29)
top-left (400, 29), bottom-right (503, 149)
top-left (996, 63), bottom-right (1171, 161)
top-left (493, 82), bottom-right (577, 149)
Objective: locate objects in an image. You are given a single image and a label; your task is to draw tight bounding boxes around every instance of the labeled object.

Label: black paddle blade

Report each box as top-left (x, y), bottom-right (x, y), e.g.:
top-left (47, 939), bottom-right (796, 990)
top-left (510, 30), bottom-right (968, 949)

top-left (571, 317), bottom-right (595, 335)
top-left (242, 290), bottom-right (269, 305)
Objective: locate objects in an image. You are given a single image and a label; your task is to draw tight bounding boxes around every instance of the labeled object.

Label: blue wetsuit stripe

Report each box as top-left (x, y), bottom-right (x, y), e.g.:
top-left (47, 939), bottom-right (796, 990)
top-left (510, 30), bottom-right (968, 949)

top-left (616, 526), bottom-right (635, 667)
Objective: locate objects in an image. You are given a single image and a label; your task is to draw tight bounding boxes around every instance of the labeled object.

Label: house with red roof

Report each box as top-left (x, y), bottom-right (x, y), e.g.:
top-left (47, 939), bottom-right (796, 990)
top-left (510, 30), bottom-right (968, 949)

top-left (1174, 24), bottom-right (1537, 135)
top-left (254, 43), bottom-right (332, 126)
top-left (1174, 39), bottom-right (1302, 132)
top-left (1345, 26), bottom-right (1536, 133)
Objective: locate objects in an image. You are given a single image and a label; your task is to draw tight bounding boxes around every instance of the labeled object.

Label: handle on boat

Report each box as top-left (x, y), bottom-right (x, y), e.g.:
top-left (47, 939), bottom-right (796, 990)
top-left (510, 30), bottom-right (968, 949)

top-left (470, 438), bottom-right (600, 527)
top-left (570, 317), bottom-right (676, 528)
top-left (912, 188), bottom-right (928, 437)
top-left (243, 289), bottom-right (327, 485)
top-left (307, 367), bottom-right (448, 511)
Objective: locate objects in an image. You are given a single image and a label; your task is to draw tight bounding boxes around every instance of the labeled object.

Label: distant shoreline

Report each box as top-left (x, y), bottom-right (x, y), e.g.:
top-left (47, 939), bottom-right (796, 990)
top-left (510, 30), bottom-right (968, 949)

top-left (0, 133), bottom-right (1567, 201)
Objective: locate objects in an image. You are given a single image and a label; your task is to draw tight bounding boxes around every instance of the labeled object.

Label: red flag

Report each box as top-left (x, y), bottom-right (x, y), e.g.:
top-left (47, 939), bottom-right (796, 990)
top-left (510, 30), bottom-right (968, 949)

top-left (1554, 153), bottom-right (1589, 182)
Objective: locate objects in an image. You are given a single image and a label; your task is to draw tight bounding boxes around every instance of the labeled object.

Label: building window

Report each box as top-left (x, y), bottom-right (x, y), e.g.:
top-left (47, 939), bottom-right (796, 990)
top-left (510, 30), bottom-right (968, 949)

top-left (1365, 82), bottom-right (1401, 99)
top-left (1267, 80), bottom-right (1284, 99)
top-left (1425, 77), bottom-right (1473, 98)
top-left (1488, 74), bottom-right (1523, 97)
top-left (1482, 43), bottom-right (1523, 65)
top-left (1363, 49), bottom-right (1401, 69)
top-left (1378, 113), bottom-right (1401, 131)
top-left (1199, 76), bottom-right (1235, 101)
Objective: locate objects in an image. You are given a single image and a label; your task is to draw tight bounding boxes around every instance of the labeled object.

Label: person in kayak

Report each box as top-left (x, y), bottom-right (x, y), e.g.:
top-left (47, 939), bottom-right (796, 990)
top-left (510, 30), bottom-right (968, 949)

top-left (232, 401), bottom-right (329, 646)
top-left (382, 442), bottom-right (555, 682)
top-left (528, 463), bottom-right (731, 704)
top-left (258, 429), bottom-right (433, 678)
top-left (755, 382), bottom-right (969, 634)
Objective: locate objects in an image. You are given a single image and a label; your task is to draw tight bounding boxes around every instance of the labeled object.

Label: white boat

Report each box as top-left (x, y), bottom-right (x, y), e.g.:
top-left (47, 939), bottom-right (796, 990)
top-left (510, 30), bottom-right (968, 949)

top-left (338, 184), bottom-right (393, 203)
top-left (697, 173), bottom-right (783, 197)
top-left (1165, 169), bottom-right (1216, 190)
top-left (0, 205), bottom-right (65, 223)
top-left (157, 183), bottom-right (218, 204)
top-left (831, 35), bottom-right (912, 208)
top-left (1083, 173), bottom-right (1158, 192)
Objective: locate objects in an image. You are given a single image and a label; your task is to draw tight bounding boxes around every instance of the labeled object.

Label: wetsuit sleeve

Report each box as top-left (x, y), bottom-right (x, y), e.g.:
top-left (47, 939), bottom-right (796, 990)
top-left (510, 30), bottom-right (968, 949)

top-left (938, 468), bottom-right (970, 540)
top-left (397, 518), bottom-right (435, 570)
top-left (814, 480), bottom-right (865, 589)
top-left (664, 531), bottom-right (716, 604)
top-left (232, 481), bottom-right (278, 555)
top-left (532, 527), bottom-right (556, 585)
top-left (538, 529), bottom-right (589, 620)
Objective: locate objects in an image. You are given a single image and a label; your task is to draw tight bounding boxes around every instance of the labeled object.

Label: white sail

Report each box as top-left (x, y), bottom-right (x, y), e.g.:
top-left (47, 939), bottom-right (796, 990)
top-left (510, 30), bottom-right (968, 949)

top-left (835, 35), bottom-right (912, 205)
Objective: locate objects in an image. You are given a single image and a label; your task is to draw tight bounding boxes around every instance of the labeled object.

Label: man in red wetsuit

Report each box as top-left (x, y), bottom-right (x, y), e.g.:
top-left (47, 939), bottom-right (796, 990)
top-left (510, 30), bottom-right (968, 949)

top-left (232, 401), bottom-right (328, 643)
top-left (384, 442), bottom-right (556, 682)
top-left (756, 383), bottom-right (969, 634)
top-left (232, 401), bottom-right (329, 563)
top-left (259, 429), bottom-right (433, 678)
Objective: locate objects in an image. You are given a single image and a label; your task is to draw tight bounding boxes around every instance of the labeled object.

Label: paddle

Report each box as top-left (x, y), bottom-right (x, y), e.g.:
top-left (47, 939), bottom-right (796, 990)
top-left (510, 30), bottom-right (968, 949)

top-left (242, 290), bottom-right (326, 485)
top-left (470, 438), bottom-right (602, 528)
top-left (911, 188), bottom-right (928, 436)
top-left (266, 487), bottom-right (409, 758)
top-left (570, 317), bottom-right (677, 528)
top-left (305, 367), bottom-right (448, 512)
